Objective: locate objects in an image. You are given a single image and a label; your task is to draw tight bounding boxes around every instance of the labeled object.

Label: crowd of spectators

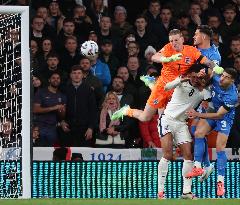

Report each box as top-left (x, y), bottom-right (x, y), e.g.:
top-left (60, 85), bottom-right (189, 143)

top-left (4, 0), bottom-right (240, 148)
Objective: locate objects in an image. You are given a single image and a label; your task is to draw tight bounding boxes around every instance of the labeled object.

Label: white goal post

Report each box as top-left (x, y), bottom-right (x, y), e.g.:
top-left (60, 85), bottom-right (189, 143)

top-left (0, 6), bottom-right (31, 198)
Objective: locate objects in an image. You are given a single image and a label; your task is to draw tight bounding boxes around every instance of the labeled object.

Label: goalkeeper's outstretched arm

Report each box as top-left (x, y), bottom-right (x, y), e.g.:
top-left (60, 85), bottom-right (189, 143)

top-left (152, 52), bottom-right (182, 63)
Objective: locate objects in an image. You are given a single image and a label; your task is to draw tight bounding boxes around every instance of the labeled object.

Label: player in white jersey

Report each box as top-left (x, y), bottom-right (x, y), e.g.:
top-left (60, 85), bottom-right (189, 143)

top-left (157, 64), bottom-right (211, 199)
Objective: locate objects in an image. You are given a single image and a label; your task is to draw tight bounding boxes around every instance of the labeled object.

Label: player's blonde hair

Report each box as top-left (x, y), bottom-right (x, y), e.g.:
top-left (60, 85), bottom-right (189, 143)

top-left (169, 29), bottom-right (183, 37)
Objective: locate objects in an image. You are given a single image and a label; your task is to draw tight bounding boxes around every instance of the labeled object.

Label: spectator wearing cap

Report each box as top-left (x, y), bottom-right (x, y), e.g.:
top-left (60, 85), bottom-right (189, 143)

top-left (99, 39), bottom-right (120, 77)
top-left (111, 6), bottom-right (134, 38)
top-left (33, 72), bottom-right (66, 146)
top-left (59, 35), bottom-right (82, 73)
top-left (144, 45), bottom-right (156, 63)
top-left (60, 65), bottom-right (97, 147)
top-left (134, 14), bottom-right (158, 59)
top-left (73, 5), bottom-right (93, 43)
top-left (88, 30), bottom-right (98, 43)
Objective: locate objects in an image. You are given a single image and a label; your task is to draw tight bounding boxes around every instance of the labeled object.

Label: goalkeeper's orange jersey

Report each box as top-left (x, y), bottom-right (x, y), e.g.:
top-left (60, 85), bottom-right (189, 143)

top-left (147, 43), bottom-right (207, 109)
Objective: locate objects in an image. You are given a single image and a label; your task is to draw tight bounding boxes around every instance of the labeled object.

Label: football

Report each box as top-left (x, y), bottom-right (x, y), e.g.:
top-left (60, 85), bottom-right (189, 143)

top-left (80, 40), bottom-right (99, 57)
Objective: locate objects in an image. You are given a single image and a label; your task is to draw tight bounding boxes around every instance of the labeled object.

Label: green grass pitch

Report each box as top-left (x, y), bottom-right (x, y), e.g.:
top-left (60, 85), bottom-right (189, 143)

top-left (0, 199), bottom-right (239, 205)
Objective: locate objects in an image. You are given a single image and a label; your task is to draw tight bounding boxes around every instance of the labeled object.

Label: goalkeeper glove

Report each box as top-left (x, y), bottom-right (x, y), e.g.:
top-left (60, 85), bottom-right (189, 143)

top-left (160, 53), bottom-right (183, 63)
top-left (213, 65), bottom-right (224, 74)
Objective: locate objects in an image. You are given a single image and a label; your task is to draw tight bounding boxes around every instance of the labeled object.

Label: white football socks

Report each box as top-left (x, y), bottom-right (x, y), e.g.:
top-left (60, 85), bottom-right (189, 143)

top-left (182, 160), bottom-right (194, 194)
top-left (158, 157), bottom-right (169, 193)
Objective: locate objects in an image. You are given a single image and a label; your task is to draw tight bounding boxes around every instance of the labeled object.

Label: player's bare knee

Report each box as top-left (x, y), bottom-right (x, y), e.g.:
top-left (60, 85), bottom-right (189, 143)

top-left (163, 151), bottom-right (173, 160)
top-left (216, 144), bottom-right (225, 152)
top-left (194, 129), bottom-right (205, 138)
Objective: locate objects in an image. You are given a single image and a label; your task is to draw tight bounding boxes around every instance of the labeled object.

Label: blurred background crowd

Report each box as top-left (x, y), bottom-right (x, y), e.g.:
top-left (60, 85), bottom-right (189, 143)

top-left (1, 0), bottom-right (240, 149)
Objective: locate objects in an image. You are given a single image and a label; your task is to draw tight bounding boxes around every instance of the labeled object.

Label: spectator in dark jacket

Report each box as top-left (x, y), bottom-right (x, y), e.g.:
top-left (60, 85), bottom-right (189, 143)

top-left (99, 39), bottom-right (120, 78)
top-left (60, 65), bottom-right (97, 147)
top-left (80, 56), bottom-right (105, 110)
top-left (59, 35), bottom-right (82, 73)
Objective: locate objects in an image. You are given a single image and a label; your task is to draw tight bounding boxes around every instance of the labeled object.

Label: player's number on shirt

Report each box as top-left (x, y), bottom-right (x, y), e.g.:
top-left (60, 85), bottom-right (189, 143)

top-left (221, 120), bottom-right (227, 128)
top-left (189, 89), bottom-right (195, 97)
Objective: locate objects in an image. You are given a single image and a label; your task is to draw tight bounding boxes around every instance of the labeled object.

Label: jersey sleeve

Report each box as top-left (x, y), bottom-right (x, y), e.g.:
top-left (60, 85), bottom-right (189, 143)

top-left (202, 89), bottom-right (212, 101)
top-left (160, 43), bottom-right (172, 56)
top-left (212, 45), bottom-right (221, 65)
top-left (223, 95), bottom-right (238, 110)
top-left (190, 46), bottom-right (207, 64)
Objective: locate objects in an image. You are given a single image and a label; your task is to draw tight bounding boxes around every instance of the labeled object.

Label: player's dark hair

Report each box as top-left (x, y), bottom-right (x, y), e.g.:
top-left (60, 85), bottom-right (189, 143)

top-left (187, 63), bottom-right (205, 74)
top-left (224, 68), bottom-right (238, 80)
top-left (197, 25), bottom-right (213, 38)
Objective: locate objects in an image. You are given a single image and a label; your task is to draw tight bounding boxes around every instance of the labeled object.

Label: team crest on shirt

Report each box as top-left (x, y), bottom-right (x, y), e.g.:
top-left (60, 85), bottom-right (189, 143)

top-left (153, 99), bottom-right (159, 105)
top-left (165, 125), bottom-right (169, 131)
top-left (185, 57), bottom-right (191, 64)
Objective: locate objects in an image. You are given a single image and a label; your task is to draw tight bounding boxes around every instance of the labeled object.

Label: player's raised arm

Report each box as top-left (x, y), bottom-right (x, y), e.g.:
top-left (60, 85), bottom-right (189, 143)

top-left (201, 58), bottom-right (224, 75)
top-left (152, 51), bottom-right (182, 63)
top-left (164, 75), bottom-right (190, 91)
top-left (186, 106), bottom-right (229, 120)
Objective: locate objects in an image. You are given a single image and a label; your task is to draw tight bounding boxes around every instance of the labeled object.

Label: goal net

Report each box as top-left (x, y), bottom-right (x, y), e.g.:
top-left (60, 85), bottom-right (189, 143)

top-left (0, 6), bottom-right (30, 199)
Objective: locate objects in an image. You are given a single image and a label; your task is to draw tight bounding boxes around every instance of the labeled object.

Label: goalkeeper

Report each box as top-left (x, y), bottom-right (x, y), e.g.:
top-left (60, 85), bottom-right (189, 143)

top-left (111, 29), bottom-right (223, 123)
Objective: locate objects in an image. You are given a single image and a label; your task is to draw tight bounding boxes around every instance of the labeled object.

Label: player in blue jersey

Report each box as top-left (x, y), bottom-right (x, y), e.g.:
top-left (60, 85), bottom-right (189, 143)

top-left (191, 25), bottom-right (222, 181)
top-left (194, 25), bottom-right (221, 65)
top-left (186, 68), bottom-right (238, 196)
